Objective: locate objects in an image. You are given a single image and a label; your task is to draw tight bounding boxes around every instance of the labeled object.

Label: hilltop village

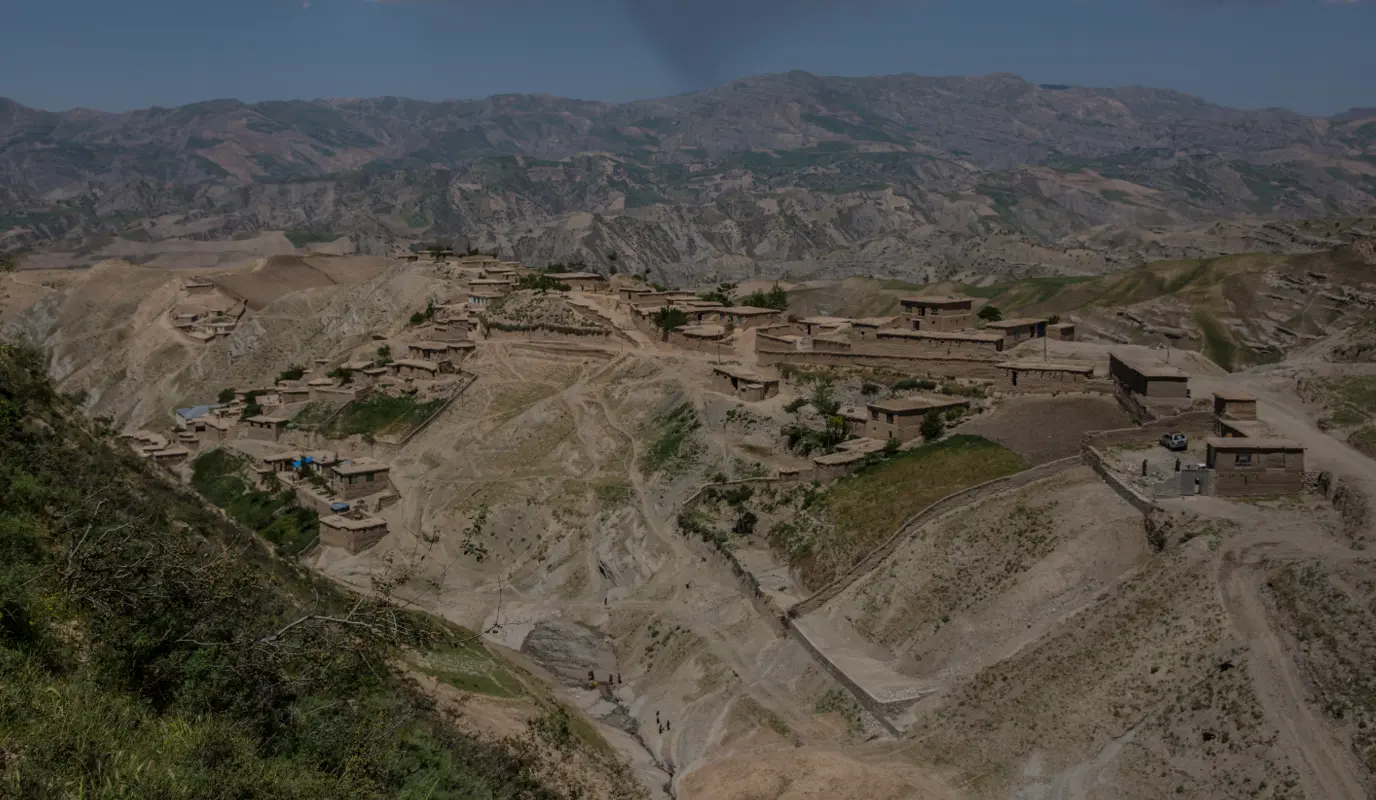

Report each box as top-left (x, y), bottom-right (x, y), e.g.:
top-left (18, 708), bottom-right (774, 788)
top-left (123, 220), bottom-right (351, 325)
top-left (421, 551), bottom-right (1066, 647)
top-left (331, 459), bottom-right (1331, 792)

top-left (15, 236), bottom-right (1376, 800)
top-left (134, 248), bottom-right (1310, 552)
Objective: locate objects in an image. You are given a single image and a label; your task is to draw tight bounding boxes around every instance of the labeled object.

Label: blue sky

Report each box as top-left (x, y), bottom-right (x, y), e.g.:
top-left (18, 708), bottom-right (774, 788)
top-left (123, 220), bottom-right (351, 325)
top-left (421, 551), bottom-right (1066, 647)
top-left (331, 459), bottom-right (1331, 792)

top-left (2, 0), bottom-right (1373, 115)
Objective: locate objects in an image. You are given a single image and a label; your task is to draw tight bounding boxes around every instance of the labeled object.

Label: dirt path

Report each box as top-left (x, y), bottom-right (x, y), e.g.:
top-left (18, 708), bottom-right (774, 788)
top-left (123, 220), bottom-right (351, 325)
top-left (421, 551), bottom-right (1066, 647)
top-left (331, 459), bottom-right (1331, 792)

top-left (1220, 545), bottom-right (1369, 800)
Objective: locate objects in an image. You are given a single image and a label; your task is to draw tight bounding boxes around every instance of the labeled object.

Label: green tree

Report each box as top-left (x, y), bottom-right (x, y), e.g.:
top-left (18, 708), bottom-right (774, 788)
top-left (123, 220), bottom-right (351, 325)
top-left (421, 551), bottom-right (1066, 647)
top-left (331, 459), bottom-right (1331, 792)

top-left (698, 282), bottom-right (738, 306)
top-left (216, 388), bottom-right (236, 405)
top-left (327, 366), bottom-right (353, 384)
top-left (739, 283), bottom-right (788, 311)
top-left (920, 409), bottom-right (945, 440)
top-left (978, 305), bottom-right (1003, 323)
top-left (1047, 313), bottom-right (1061, 324)
top-left (653, 306), bottom-right (690, 338)
top-left (809, 380), bottom-right (841, 417)
top-left (276, 364), bottom-right (306, 383)
top-left (375, 344), bottom-right (392, 365)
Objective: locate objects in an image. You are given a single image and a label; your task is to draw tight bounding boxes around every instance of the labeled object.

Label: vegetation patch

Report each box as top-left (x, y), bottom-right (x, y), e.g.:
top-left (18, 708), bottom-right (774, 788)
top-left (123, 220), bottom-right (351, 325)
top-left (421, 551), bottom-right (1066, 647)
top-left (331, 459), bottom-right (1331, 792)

top-left (642, 403), bottom-right (703, 476)
top-left (284, 230), bottom-right (340, 248)
top-left (770, 435), bottom-right (1026, 588)
top-left (191, 449), bottom-right (319, 555)
top-left (0, 345), bottom-right (592, 798)
top-left (327, 391), bottom-right (446, 439)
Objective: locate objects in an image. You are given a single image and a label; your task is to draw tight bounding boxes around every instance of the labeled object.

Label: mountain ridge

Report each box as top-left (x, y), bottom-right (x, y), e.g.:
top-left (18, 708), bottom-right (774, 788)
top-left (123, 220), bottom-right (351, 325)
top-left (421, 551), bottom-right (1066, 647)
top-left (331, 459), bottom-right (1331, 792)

top-left (2, 70), bottom-right (1373, 282)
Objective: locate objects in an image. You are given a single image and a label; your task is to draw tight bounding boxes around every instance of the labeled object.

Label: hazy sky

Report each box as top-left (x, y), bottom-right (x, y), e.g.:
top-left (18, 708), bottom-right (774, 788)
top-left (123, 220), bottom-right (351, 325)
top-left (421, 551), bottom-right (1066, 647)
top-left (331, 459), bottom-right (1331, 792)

top-left (2, 0), bottom-right (1373, 115)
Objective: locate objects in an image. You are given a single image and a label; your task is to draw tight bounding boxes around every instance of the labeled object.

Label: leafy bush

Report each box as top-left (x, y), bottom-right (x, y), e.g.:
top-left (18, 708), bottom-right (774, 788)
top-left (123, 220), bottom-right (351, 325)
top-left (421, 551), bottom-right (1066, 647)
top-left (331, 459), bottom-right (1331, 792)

top-left (891, 378), bottom-right (937, 391)
top-left (978, 305), bottom-right (1003, 322)
top-left (0, 348), bottom-right (577, 798)
top-left (217, 388), bottom-right (236, 404)
top-left (738, 283), bottom-right (788, 311)
top-left (921, 409), bottom-right (945, 440)
top-left (276, 364), bottom-right (306, 383)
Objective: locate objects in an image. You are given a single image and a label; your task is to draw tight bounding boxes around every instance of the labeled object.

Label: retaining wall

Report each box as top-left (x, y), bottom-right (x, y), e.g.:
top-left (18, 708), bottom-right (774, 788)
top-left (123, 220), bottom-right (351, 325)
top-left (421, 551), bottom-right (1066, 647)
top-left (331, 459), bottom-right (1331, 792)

top-left (484, 327), bottom-right (612, 344)
top-left (676, 477), bottom-right (791, 635)
top-left (784, 622), bottom-right (905, 737)
top-left (789, 455), bottom-right (1082, 617)
top-left (758, 349), bottom-right (1006, 379)
top-left (1082, 411), bottom-right (1216, 450)
top-left (1082, 445), bottom-right (1159, 515)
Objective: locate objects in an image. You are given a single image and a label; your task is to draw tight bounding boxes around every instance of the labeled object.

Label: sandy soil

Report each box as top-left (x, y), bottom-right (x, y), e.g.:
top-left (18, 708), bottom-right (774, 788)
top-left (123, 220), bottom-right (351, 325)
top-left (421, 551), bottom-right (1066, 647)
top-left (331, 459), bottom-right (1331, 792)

top-left (962, 395), bottom-right (1132, 464)
top-left (12, 258), bottom-right (1376, 800)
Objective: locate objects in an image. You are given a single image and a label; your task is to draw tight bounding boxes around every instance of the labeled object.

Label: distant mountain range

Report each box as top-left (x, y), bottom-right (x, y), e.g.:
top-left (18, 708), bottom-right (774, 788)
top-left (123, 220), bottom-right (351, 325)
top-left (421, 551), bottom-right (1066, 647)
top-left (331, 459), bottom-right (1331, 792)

top-left (2, 71), bottom-right (1374, 281)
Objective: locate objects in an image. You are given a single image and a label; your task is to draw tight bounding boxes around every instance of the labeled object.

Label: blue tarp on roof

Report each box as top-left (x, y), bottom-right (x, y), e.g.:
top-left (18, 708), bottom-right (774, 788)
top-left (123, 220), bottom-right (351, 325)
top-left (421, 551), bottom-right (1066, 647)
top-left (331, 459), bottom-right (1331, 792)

top-left (175, 404), bottom-right (219, 421)
top-left (329, 502), bottom-right (350, 512)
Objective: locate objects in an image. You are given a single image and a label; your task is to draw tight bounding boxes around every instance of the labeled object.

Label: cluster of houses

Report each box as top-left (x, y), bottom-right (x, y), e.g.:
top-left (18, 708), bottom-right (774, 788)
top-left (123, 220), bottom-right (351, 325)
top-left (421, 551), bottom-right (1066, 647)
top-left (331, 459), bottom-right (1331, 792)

top-left (756, 296), bottom-right (1074, 368)
top-left (169, 278), bottom-right (246, 343)
top-left (1095, 353), bottom-right (1307, 499)
top-left (243, 443), bottom-right (396, 553)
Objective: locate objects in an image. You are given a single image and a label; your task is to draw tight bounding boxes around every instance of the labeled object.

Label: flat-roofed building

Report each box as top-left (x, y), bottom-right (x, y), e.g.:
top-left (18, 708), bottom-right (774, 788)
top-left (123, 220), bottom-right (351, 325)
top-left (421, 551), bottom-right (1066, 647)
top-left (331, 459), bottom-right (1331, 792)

top-left (468, 290), bottom-right (504, 308)
top-left (468, 278), bottom-right (513, 295)
top-left (710, 365), bottom-right (781, 402)
top-left (1108, 353), bottom-right (1190, 399)
top-left (864, 395), bottom-right (971, 441)
top-left (330, 459), bottom-right (392, 501)
top-left (547, 272), bottom-right (607, 292)
top-left (1047, 322), bottom-right (1076, 341)
top-left (997, 361), bottom-right (1095, 391)
top-left (390, 359), bottom-right (440, 379)
top-left (984, 317), bottom-right (1048, 346)
top-left (714, 306), bottom-right (784, 329)
top-left (1204, 437), bottom-right (1305, 497)
top-left (319, 513), bottom-right (390, 554)
top-left (245, 415), bottom-right (291, 442)
top-left (899, 296), bottom-right (974, 333)
top-left (1213, 391), bottom-right (1258, 420)
top-left (874, 328), bottom-right (1006, 353)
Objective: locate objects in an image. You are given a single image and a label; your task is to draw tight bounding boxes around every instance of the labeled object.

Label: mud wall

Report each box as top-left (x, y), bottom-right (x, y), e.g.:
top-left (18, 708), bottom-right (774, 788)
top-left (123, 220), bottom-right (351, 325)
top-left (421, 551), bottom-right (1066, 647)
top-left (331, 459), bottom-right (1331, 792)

top-left (1082, 411), bottom-right (1216, 449)
top-left (790, 456), bottom-right (1083, 617)
top-left (484, 327), bottom-right (612, 344)
top-left (1082, 445), bottom-right (1158, 516)
top-left (784, 623), bottom-right (905, 737)
top-left (758, 349), bottom-right (1006, 379)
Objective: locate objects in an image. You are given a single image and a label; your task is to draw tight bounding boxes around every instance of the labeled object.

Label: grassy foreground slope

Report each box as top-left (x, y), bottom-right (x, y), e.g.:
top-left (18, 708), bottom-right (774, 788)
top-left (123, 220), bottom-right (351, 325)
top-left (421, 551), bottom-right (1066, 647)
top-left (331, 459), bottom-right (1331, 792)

top-left (0, 344), bottom-right (600, 798)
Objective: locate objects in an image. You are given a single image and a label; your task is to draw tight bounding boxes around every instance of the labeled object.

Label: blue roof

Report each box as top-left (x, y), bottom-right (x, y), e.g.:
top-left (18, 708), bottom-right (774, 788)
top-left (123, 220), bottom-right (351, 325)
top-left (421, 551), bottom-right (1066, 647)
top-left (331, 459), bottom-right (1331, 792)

top-left (329, 502), bottom-right (351, 512)
top-left (175, 404), bottom-right (218, 421)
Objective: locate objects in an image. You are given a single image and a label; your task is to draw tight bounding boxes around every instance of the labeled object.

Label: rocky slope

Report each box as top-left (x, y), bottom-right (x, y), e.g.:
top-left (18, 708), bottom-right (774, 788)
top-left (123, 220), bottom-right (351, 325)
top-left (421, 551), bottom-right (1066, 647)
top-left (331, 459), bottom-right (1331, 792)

top-left (3, 72), bottom-right (1375, 281)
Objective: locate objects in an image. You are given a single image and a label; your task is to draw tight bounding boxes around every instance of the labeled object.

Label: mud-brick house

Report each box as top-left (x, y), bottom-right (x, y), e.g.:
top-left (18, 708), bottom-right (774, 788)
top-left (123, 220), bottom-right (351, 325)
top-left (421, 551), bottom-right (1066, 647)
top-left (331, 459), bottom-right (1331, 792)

top-left (1204, 438), bottom-right (1305, 497)
top-left (1046, 322), bottom-right (1076, 342)
top-left (319, 513), bottom-right (390, 554)
top-left (984, 317), bottom-right (1048, 346)
top-left (1213, 391), bottom-right (1258, 421)
top-left (390, 359), bottom-right (440, 380)
top-left (714, 306), bottom-right (783, 329)
top-left (996, 361), bottom-right (1095, 391)
top-left (276, 382), bottom-right (311, 405)
top-left (548, 272), bottom-right (607, 292)
top-left (329, 459), bottom-right (392, 501)
top-left (245, 415), bottom-right (291, 442)
top-left (1108, 354), bottom-right (1189, 399)
top-left (863, 396), bottom-right (970, 441)
top-left (710, 365), bottom-right (780, 402)
top-left (899, 296), bottom-right (974, 333)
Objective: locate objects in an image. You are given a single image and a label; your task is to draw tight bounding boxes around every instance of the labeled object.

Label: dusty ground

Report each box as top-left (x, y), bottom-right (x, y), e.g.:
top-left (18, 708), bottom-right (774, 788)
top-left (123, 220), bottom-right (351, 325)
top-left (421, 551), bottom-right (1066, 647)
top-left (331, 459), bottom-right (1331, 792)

top-left (962, 394), bottom-right (1132, 464)
top-left (10, 255), bottom-right (1376, 800)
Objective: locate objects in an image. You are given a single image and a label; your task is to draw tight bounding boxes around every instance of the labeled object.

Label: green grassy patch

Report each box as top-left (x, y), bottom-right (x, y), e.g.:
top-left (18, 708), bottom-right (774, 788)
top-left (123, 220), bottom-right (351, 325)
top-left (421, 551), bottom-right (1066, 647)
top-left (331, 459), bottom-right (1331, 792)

top-left (284, 230), bottom-right (340, 248)
top-left (642, 403), bottom-right (703, 476)
top-left (291, 400), bottom-right (338, 431)
top-left (1195, 313), bottom-right (1238, 372)
top-left (327, 392), bottom-right (446, 439)
top-left (191, 449), bottom-right (319, 555)
top-left (406, 637), bottom-right (527, 698)
top-left (0, 345), bottom-right (581, 798)
top-left (771, 435), bottom-right (1026, 588)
